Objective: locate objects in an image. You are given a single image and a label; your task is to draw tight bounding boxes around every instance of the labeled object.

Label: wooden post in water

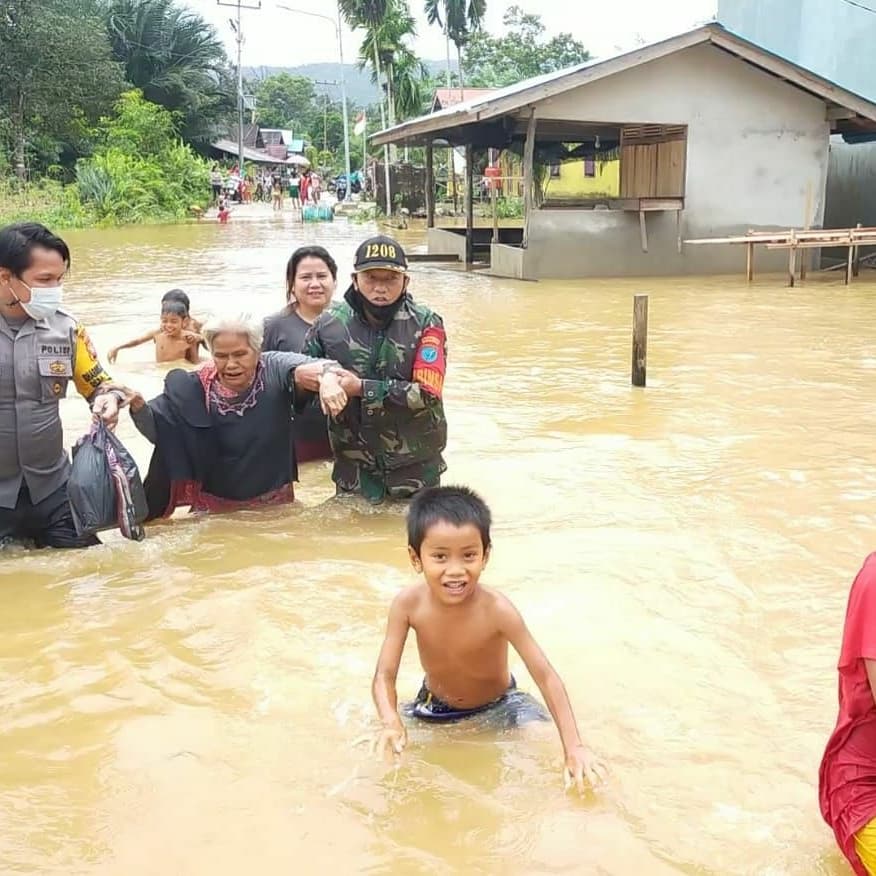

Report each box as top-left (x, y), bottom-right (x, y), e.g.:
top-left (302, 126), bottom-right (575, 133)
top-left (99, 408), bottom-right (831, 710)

top-left (522, 109), bottom-right (537, 249)
top-left (746, 239), bottom-right (754, 283)
top-left (800, 182), bottom-right (812, 282)
top-left (464, 143), bottom-right (474, 265)
top-left (425, 142), bottom-right (435, 229)
top-left (491, 181), bottom-right (498, 244)
top-left (853, 221), bottom-right (862, 277)
top-left (788, 229), bottom-right (797, 288)
top-left (846, 229), bottom-right (855, 285)
top-left (631, 294), bottom-right (648, 388)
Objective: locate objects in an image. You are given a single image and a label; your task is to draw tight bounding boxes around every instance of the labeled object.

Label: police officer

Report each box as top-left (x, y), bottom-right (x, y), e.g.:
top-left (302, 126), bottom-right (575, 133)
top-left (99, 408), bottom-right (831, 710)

top-left (303, 234), bottom-right (448, 504)
top-left (0, 222), bottom-right (123, 548)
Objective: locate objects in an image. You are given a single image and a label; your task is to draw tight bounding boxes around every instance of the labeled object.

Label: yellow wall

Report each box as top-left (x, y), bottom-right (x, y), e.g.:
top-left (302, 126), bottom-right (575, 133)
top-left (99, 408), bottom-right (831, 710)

top-left (545, 159), bottom-right (620, 198)
top-left (496, 151), bottom-right (620, 199)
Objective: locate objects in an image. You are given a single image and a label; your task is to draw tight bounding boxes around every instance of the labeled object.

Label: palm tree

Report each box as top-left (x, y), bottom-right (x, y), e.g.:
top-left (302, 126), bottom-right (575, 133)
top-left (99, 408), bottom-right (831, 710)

top-left (358, 5), bottom-right (425, 125)
top-left (339, 0), bottom-right (398, 210)
top-left (106, 0), bottom-right (232, 144)
top-left (392, 52), bottom-right (429, 121)
top-left (424, 0), bottom-right (486, 91)
top-left (338, 0), bottom-right (391, 132)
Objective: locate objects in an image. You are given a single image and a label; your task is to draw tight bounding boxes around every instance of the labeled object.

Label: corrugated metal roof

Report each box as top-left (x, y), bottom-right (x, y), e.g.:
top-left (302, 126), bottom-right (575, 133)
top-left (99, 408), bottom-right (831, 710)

top-left (374, 23), bottom-right (876, 146)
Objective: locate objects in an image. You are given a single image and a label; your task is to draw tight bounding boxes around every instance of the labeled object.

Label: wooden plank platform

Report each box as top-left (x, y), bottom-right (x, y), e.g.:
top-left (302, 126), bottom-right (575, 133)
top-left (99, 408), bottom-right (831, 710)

top-left (683, 226), bottom-right (876, 286)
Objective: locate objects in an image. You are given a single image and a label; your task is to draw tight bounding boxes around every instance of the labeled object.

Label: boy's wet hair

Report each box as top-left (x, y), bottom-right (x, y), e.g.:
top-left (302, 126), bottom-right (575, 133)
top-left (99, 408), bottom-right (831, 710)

top-left (407, 485), bottom-right (492, 555)
top-left (161, 299), bottom-right (187, 318)
top-left (162, 288), bottom-right (190, 313)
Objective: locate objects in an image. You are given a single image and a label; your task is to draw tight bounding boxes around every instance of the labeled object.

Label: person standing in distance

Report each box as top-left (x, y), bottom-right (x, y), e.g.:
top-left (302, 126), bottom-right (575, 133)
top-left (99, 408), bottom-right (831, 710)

top-left (303, 235), bottom-right (447, 504)
top-left (0, 222), bottom-right (123, 548)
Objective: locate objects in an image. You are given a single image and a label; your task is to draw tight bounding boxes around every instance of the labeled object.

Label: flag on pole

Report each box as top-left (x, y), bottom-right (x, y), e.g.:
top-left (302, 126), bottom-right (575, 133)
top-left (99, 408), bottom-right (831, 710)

top-left (353, 112), bottom-right (367, 137)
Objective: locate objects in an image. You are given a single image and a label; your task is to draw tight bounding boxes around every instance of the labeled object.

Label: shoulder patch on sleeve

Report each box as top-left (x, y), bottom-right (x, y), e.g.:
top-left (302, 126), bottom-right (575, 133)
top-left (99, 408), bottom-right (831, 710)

top-left (412, 325), bottom-right (446, 398)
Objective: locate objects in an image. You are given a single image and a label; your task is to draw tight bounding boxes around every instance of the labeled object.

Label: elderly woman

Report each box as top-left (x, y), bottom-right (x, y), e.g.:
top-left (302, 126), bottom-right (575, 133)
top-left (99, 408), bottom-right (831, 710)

top-left (128, 314), bottom-right (346, 518)
top-left (263, 245), bottom-right (337, 462)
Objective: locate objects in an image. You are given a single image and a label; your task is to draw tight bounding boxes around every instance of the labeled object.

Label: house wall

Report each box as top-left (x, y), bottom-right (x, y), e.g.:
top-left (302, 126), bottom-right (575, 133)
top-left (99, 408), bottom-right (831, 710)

top-left (496, 151), bottom-right (619, 199)
top-left (545, 159), bottom-right (620, 199)
top-left (508, 42), bottom-right (830, 278)
top-left (824, 140), bottom-right (876, 229)
top-left (427, 228), bottom-right (467, 261)
top-left (718, 0), bottom-right (876, 101)
top-left (823, 139), bottom-right (876, 264)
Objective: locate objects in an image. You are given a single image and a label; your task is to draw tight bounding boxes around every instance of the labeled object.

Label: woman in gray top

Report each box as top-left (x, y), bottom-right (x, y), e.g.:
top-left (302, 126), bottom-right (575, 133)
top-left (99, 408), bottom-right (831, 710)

top-left (262, 245), bottom-right (337, 462)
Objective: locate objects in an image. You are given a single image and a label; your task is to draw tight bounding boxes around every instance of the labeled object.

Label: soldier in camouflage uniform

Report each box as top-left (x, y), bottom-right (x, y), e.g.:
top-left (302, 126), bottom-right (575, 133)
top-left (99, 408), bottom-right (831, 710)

top-left (302, 235), bottom-right (447, 504)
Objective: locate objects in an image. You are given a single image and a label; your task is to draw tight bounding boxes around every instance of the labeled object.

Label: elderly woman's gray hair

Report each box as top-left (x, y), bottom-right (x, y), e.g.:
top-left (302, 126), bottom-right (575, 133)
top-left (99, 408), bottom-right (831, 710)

top-left (202, 313), bottom-right (263, 353)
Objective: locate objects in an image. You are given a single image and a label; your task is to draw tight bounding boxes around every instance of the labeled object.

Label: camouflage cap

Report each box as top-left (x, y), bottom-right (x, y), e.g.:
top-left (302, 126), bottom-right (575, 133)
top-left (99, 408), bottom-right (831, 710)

top-left (353, 235), bottom-right (408, 274)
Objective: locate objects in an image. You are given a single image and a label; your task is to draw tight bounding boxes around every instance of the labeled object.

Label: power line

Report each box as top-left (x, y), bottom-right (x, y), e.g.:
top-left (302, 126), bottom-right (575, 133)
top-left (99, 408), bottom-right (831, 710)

top-left (217, 0), bottom-right (261, 168)
top-left (841, 0), bottom-right (876, 14)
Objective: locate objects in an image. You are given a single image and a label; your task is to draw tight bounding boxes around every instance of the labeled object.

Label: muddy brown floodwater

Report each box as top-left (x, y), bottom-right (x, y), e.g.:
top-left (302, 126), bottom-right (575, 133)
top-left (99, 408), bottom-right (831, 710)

top-left (1, 205), bottom-right (874, 875)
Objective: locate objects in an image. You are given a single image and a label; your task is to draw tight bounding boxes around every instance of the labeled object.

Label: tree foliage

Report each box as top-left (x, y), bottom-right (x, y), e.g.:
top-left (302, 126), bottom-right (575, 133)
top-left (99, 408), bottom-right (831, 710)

top-left (357, 3), bottom-right (428, 122)
top-left (250, 73), bottom-right (355, 164)
top-left (106, 0), bottom-right (235, 145)
top-left (339, 0), bottom-right (393, 129)
top-left (463, 6), bottom-right (590, 87)
top-left (253, 74), bottom-right (317, 130)
top-left (424, 0), bottom-right (485, 90)
top-left (0, 0), bottom-right (126, 176)
top-left (76, 90), bottom-right (210, 224)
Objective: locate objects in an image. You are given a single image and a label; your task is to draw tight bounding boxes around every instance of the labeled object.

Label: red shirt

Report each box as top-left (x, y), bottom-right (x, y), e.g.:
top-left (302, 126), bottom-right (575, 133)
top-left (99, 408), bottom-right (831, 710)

top-left (820, 553), bottom-right (876, 875)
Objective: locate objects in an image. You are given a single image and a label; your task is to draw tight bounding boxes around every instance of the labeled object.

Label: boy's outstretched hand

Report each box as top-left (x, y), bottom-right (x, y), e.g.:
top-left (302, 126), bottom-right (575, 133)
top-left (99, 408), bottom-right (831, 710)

top-left (373, 724), bottom-right (407, 760)
top-left (563, 744), bottom-right (607, 794)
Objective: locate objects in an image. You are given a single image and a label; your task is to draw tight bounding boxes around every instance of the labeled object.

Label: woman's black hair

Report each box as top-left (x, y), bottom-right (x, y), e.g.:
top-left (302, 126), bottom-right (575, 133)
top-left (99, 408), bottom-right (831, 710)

top-left (285, 246), bottom-right (338, 301)
top-left (0, 223), bottom-right (70, 277)
top-left (407, 486), bottom-right (492, 555)
top-left (161, 288), bottom-right (190, 314)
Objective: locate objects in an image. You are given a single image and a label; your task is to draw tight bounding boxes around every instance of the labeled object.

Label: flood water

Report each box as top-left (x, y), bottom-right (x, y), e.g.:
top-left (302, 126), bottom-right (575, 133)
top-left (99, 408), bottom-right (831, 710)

top-left (1, 204), bottom-right (874, 875)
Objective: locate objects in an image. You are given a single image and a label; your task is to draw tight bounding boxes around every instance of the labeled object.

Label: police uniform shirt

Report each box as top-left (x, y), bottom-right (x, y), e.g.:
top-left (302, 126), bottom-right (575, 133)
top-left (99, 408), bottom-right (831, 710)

top-left (0, 308), bottom-right (110, 508)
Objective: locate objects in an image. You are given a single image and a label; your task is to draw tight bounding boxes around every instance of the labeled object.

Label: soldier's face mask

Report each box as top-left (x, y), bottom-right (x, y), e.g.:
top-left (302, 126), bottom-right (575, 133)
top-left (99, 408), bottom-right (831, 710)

top-left (351, 276), bottom-right (408, 327)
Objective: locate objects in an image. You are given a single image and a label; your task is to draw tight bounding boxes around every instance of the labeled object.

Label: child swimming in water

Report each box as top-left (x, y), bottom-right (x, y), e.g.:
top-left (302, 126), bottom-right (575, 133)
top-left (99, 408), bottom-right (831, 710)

top-left (107, 299), bottom-right (201, 364)
top-left (372, 485), bottom-right (607, 792)
top-left (161, 288), bottom-right (202, 334)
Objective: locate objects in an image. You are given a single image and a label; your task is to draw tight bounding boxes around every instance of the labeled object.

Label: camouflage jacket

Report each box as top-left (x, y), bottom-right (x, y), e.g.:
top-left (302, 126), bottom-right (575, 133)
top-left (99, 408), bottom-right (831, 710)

top-left (302, 287), bottom-right (447, 501)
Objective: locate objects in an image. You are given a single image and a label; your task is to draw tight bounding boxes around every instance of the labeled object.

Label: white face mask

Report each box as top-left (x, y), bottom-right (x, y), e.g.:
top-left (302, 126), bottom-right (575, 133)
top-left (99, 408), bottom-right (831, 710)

top-left (9, 282), bottom-right (63, 321)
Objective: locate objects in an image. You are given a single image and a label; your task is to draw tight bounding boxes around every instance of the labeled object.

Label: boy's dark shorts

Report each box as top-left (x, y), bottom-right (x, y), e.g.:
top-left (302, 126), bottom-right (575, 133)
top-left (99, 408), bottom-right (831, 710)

top-left (404, 675), bottom-right (550, 728)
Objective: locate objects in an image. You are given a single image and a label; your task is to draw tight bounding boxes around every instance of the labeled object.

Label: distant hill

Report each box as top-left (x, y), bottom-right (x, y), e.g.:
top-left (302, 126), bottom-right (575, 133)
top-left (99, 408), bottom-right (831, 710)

top-left (243, 61), bottom-right (456, 108)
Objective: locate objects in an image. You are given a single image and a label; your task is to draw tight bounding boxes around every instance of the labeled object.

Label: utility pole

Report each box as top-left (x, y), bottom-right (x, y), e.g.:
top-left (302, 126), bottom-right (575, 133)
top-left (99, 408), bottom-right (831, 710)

top-left (218, 0), bottom-right (261, 175)
top-left (313, 80), bottom-right (339, 155)
top-left (276, 5), bottom-right (352, 201)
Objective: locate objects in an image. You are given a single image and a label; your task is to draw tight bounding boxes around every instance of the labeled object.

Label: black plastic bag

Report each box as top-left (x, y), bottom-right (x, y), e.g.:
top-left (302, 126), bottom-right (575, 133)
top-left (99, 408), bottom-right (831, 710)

top-left (68, 421), bottom-right (148, 541)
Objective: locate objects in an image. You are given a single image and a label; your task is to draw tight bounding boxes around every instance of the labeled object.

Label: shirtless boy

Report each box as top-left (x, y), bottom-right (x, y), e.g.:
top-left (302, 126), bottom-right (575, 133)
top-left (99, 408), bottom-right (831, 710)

top-left (372, 485), bottom-right (607, 791)
top-left (108, 299), bottom-right (201, 364)
top-left (161, 288), bottom-right (202, 334)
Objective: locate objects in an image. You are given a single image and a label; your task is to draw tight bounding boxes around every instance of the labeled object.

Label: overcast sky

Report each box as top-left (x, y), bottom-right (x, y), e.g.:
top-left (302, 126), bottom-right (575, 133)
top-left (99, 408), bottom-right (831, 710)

top-left (184, 0), bottom-right (718, 69)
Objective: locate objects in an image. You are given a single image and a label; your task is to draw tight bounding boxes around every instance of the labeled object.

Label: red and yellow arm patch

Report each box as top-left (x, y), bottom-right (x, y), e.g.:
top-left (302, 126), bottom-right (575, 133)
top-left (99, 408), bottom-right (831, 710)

top-left (411, 326), bottom-right (446, 398)
top-left (72, 324), bottom-right (111, 399)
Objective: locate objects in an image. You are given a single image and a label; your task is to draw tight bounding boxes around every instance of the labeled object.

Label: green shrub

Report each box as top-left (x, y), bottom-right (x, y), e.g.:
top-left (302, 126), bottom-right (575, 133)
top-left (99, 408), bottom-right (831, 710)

top-left (75, 91), bottom-right (211, 224)
top-left (0, 179), bottom-right (94, 229)
top-left (495, 196), bottom-right (523, 219)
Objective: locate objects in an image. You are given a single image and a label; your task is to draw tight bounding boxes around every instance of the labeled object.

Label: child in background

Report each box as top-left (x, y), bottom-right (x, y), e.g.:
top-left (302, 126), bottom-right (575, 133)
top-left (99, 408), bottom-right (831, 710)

top-left (108, 299), bottom-right (201, 364)
top-left (161, 288), bottom-right (202, 335)
top-left (272, 174), bottom-right (284, 212)
top-left (218, 194), bottom-right (230, 224)
top-left (372, 485), bottom-right (607, 793)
